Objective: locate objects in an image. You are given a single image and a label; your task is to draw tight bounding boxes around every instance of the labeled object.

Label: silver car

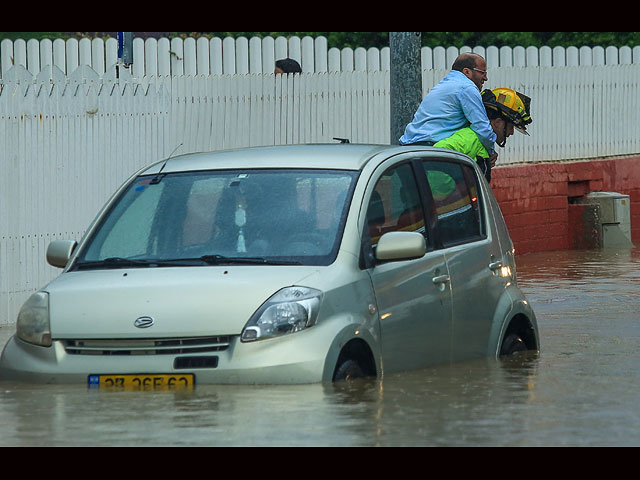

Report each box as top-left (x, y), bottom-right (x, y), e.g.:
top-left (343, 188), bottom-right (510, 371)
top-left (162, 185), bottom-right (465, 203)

top-left (0, 144), bottom-right (539, 387)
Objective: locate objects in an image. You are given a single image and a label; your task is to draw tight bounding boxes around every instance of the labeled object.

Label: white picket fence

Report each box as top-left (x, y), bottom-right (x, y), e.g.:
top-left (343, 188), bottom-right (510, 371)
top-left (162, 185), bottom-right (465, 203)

top-left (0, 76), bottom-right (171, 327)
top-left (2, 35), bottom-right (640, 79)
top-left (2, 52), bottom-right (640, 325)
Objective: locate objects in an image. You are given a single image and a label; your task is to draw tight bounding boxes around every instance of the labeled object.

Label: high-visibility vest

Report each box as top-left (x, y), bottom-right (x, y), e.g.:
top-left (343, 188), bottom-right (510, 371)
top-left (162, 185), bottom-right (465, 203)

top-left (433, 127), bottom-right (489, 160)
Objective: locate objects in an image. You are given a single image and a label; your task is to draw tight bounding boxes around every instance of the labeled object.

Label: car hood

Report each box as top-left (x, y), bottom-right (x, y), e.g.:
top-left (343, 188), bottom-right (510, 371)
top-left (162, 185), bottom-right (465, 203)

top-left (46, 266), bottom-right (321, 338)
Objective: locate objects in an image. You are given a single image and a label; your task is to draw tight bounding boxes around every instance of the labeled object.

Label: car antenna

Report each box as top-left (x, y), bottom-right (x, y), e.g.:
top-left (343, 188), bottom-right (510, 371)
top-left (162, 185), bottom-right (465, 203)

top-left (150, 142), bottom-right (183, 184)
top-left (333, 137), bottom-right (350, 143)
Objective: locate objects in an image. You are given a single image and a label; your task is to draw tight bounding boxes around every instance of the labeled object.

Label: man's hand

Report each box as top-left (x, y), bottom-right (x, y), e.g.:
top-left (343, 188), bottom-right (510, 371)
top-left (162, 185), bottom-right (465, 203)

top-left (489, 152), bottom-right (498, 167)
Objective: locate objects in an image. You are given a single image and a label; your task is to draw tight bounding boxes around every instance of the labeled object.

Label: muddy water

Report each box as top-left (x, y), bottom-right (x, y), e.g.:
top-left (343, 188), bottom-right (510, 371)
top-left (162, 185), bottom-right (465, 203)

top-left (1, 248), bottom-right (639, 446)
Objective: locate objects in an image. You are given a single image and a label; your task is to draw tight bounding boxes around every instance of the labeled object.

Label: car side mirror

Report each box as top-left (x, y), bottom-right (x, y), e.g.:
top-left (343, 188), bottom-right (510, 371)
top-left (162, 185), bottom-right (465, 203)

top-left (46, 240), bottom-right (78, 268)
top-left (375, 231), bottom-right (426, 261)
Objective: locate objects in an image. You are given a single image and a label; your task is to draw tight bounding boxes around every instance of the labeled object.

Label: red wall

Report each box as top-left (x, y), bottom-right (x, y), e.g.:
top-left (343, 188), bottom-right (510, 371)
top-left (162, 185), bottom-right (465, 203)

top-left (491, 156), bottom-right (640, 255)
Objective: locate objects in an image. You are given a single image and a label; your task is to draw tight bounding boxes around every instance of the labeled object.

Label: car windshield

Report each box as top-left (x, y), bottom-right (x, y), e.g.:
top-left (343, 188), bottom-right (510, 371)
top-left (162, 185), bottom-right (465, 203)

top-left (71, 168), bottom-right (359, 270)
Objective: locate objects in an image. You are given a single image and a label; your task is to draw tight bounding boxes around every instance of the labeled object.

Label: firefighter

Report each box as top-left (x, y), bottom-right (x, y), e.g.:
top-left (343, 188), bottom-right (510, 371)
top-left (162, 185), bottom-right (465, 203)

top-left (433, 87), bottom-right (532, 182)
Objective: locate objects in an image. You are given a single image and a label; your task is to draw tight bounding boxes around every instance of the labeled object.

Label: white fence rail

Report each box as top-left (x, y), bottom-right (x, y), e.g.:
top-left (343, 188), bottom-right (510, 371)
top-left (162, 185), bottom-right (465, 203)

top-left (2, 60), bottom-right (640, 325)
top-left (2, 35), bottom-right (640, 79)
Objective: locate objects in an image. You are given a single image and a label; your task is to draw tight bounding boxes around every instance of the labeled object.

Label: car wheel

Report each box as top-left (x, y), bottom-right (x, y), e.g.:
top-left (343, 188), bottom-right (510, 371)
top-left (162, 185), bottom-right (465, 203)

top-left (333, 359), bottom-right (366, 382)
top-left (500, 333), bottom-right (527, 357)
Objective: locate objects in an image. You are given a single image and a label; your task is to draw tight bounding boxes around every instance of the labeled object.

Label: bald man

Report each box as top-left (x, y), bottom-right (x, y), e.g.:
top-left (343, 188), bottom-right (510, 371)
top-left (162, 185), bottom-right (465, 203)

top-left (399, 53), bottom-right (497, 159)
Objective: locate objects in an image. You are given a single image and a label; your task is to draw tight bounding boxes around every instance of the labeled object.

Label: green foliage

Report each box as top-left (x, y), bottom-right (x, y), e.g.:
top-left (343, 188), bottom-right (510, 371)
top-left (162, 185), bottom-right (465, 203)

top-left (0, 32), bottom-right (66, 41)
top-left (189, 32), bottom-right (640, 49)
top-left (1, 32), bottom-right (639, 48)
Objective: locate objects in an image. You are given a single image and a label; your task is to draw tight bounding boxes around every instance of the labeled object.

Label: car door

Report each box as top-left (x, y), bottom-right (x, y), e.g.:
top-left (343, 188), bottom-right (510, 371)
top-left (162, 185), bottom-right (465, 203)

top-left (364, 160), bottom-right (452, 373)
top-left (421, 159), bottom-right (505, 362)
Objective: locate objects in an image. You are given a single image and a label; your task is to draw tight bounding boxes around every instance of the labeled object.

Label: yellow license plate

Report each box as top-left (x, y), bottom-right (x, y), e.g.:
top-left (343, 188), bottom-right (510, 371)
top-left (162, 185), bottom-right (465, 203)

top-left (88, 373), bottom-right (194, 390)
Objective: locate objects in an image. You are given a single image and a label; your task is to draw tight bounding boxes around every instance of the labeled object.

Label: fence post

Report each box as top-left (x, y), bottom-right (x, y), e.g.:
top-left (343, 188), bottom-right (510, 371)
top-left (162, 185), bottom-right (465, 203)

top-left (389, 32), bottom-right (422, 145)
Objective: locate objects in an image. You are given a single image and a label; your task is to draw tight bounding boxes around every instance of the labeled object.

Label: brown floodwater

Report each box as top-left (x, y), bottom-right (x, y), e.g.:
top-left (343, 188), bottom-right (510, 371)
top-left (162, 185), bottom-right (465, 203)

top-left (1, 248), bottom-right (639, 446)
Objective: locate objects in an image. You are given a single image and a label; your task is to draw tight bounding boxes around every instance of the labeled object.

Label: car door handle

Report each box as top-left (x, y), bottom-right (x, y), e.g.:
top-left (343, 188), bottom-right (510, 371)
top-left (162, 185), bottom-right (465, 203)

top-left (432, 274), bottom-right (450, 284)
top-left (489, 261), bottom-right (502, 271)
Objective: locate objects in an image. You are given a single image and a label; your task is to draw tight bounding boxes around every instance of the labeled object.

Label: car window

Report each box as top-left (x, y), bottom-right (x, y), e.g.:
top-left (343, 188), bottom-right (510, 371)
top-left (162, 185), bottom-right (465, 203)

top-left (96, 179), bottom-right (165, 259)
top-left (365, 162), bottom-right (427, 248)
top-left (422, 160), bottom-right (484, 246)
top-left (75, 169), bottom-right (358, 267)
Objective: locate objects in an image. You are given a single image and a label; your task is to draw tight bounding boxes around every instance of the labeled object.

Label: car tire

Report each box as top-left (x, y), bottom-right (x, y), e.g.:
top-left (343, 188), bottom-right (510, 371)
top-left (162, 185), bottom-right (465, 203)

top-left (499, 333), bottom-right (527, 357)
top-left (333, 359), bottom-right (366, 382)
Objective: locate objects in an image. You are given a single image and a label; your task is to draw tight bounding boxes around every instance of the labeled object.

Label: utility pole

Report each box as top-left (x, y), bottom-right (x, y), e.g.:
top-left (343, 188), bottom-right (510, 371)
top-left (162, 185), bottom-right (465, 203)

top-left (116, 32), bottom-right (133, 79)
top-left (389, 32), bottom-right (422, 145)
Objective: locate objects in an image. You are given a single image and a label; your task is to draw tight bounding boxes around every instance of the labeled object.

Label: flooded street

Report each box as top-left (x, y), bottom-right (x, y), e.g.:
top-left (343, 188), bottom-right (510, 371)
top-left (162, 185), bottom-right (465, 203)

top-left (1, 248), bottom-right (640, 446)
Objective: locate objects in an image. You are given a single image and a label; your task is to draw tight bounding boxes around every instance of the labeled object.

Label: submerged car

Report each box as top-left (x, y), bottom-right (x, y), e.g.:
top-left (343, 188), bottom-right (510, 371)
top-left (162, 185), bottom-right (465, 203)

top-left (0, 144), bottom-right (539, 387)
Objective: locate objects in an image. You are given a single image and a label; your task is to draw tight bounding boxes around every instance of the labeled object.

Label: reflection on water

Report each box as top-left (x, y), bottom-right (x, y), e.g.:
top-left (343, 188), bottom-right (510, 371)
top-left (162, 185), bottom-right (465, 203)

top-left (0, 358), bottom-right (540, 447)
top-left (1, 248), bottom-right (640, 446)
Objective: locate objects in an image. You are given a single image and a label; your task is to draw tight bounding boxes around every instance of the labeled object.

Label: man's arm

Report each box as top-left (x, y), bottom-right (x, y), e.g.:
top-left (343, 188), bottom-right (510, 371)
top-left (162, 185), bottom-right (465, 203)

top-left (459, 85), bottom-right (496, 155)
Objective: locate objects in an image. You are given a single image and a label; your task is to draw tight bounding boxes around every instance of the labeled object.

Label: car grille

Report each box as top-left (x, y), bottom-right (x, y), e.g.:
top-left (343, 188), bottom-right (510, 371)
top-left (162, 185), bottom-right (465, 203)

top-left (62, 336), bottom-right (234, 356)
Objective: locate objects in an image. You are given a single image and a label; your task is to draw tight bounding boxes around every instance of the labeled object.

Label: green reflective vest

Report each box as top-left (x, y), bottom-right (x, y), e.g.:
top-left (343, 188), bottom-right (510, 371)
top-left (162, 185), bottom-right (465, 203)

top-left (428, 127), bottom-right (491, 197)
top-left (433, 127), bottom-right (489, 160)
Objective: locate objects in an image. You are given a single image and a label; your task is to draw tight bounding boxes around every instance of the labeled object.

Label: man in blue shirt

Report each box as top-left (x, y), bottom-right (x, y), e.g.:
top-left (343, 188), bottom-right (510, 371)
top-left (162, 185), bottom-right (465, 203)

top-left (399, 53), bottom-right (497, 160)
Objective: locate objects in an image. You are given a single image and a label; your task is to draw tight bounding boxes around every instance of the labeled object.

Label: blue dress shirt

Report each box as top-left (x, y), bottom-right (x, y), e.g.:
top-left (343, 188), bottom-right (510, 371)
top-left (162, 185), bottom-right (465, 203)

top-left (399, 70), bottom-right (496, 154)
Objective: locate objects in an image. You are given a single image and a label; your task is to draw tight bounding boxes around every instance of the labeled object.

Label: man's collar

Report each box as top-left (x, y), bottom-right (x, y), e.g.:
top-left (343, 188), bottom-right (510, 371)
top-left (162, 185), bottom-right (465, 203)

top-left (450, 70), bottom-right (480, 90)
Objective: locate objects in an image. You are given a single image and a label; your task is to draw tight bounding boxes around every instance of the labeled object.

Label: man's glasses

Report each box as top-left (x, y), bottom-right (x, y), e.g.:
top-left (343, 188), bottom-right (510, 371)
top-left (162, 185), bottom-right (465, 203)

top-left (472, 68), bottom-right (487, 75)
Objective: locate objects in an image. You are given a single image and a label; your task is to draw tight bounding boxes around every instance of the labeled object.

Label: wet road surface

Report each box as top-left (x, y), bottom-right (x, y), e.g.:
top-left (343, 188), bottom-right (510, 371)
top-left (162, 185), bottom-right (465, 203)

top-left (1, 248), bottom-right (639, 446)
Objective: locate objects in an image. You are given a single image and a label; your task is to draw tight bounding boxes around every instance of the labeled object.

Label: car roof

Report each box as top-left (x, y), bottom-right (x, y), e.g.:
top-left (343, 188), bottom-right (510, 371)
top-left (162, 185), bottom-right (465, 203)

top-left (139, 143), bottom-right (476, 175)
top-left (140, 144), bottom-right (387, 174)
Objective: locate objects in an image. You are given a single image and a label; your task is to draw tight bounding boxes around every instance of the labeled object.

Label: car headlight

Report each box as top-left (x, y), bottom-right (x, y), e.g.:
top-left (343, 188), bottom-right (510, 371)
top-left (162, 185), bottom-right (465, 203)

top-left (16, 291), bottom-right (52, 347)
top-left (241, 286), bottom-right (323, 342)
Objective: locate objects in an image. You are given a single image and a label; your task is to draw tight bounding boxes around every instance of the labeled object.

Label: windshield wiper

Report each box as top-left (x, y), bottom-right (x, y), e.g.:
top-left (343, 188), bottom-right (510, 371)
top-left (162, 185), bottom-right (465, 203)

top-left (72, 257), bottom-right (180, 270)
top-left (197, 255), bottom-right (301, 265)
top-left (72, 255), bottom-right (301, 270)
